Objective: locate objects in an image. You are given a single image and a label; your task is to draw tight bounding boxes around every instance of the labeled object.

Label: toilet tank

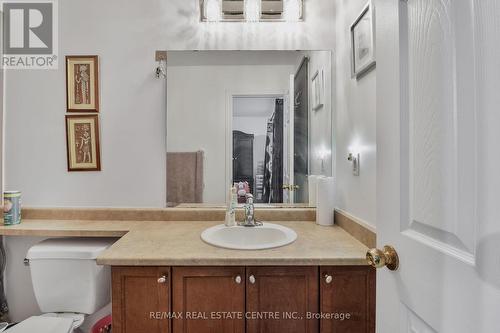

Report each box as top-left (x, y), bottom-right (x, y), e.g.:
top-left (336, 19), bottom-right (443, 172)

top-left (26, 238), bottom-right (117, 314)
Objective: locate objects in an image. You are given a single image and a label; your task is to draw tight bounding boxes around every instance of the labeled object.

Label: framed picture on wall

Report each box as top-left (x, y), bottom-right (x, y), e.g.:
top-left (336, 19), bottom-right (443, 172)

top-left (65, 114), bottom-right (101, 171)
top-left (350, 1), bottom-right (376, 78)
top-left (66, 55), bottom-right (99, 112)
top-left (311, 69), bottom-right (324, 111)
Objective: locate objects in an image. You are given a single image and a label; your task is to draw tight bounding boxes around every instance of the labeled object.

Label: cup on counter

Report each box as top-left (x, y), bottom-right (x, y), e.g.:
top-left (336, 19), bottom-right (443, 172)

top-left (4, 191), bottom-right (21, 225)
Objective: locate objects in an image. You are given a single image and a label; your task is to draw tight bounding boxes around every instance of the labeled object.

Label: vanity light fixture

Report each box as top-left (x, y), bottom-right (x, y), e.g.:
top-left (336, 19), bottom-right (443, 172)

top-left (260, 0), bottom-right (284, 20)
top-left (261, 0), bottom-right (304, 21)
top-left (200, 0), bottom-right (303, 22)
top-left (155, 50), bottom-right (167, 79)
top-left (221, 0), bottom-right (245, 20)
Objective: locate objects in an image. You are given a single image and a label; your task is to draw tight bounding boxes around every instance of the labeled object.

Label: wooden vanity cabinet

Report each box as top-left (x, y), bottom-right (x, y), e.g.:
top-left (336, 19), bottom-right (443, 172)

top-left (111, 266), bottom-right (375, 333)
top-left (112, 267), bottom-right (171, 333)
top-left (246, 266), bottom-right (319, 333)
top-left (172, 267), bottom-right (246, 333)
top-left (319, 266), bottom-right (375, 333)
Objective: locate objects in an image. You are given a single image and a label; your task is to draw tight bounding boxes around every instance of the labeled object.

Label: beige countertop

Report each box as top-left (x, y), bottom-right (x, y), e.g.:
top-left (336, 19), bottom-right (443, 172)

top-left (0, 219), bottom-right (132, 237)
top-left (96, 221), bottom-right (369, 266)
top-left (0, 209), bottom-right (369, 266)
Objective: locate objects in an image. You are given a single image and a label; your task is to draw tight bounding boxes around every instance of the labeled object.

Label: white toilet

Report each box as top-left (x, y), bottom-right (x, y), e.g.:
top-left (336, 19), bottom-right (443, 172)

top-left (9, 238), bottom-right (117, 333)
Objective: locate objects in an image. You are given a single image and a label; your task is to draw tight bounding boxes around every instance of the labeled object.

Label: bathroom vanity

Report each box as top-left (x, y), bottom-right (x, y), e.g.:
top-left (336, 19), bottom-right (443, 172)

top-left (112, 265), bottom-right (374, 333)
top-left (97, 215), bottom-right (374, 333)
top-left (0, 207), bottom-right (375, 333)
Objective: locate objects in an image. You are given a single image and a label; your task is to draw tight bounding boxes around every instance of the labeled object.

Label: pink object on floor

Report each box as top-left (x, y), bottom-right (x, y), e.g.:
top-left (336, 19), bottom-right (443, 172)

top-left (91, 315), bottom-right (112, 333)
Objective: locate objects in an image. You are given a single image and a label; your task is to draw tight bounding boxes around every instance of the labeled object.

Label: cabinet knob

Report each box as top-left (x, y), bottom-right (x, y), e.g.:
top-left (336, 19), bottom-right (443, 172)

top-left (235, 275), bottom-right (242, 284)
top-left (249, 275), bottom-right (256, 284)
top-left (157, 275), bottom-right (168, 284)
top-left (324, 274), bottom-right (333, 284)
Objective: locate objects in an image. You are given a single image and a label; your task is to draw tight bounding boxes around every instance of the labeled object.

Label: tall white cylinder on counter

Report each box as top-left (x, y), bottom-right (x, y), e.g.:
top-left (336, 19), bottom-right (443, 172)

top-left (308, 175), bottom-right (321, 206)
top-left (316, 177), bottom-right (335, 226)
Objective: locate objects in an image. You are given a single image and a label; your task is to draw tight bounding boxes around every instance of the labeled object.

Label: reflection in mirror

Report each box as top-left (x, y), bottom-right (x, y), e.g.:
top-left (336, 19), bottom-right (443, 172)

top-left (232, 96), bottom-right (286, 204)
top-left (166, 51), bottom-right (332, 207)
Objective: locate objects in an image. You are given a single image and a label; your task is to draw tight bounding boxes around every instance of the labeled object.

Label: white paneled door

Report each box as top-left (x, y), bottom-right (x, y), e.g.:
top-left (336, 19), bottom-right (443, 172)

top-left (376, 0), bottom-right (500, 332)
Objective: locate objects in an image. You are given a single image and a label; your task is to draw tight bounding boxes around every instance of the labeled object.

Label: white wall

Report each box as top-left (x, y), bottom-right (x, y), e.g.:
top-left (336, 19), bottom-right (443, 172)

top-left (333, 0), bottom-right (377, 229)
top-left (3, 0), bottom-right (335, 322)
top-left (298, 51), bottom-right (334, 177)
top-left (4, 1), bottom-right (170, 208)
top-left (167, 52), bottom-right (294, 203)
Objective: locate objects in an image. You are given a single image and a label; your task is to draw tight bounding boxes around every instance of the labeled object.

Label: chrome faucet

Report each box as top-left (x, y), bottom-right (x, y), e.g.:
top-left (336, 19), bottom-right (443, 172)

top-left (239, 194), bottom-right (262, 227)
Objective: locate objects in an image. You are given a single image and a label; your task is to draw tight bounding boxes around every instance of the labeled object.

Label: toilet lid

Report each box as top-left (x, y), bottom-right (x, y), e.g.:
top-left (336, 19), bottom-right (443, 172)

top-left (6, 316), bottom-right (73, 333)
top-left (41, 313), bottom-right (85, 329)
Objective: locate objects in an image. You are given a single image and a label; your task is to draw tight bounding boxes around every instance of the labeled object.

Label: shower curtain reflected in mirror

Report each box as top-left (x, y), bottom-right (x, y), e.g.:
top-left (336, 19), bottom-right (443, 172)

top-left (262, 99), bottom-right (284, 203)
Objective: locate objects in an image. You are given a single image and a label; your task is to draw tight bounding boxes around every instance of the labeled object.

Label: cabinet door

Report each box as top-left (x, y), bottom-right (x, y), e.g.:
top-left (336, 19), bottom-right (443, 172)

top-left (112, 267), bottom-right (171, 333)
top-left (246, 266), bottom-right (319, 333)
top-left (320, 266), bottom-right (375, 333)
top-left (172, 267), bottom-right (245, 333)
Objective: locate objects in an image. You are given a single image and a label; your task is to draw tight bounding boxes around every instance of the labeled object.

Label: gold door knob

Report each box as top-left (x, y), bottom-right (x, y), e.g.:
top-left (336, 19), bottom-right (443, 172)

top-left (283, 184), bottom-right (300, 191)
top-left (366, 245), bottom-right (399, 271)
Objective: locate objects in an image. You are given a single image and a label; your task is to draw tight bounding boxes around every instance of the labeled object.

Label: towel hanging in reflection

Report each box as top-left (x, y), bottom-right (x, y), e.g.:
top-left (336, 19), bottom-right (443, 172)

top-left (167, 151), bottom-right (204, 205)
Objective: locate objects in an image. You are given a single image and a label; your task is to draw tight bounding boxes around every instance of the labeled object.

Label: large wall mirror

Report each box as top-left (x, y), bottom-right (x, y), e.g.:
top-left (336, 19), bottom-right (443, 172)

top-left (166, 51), bottom-right (333, 207)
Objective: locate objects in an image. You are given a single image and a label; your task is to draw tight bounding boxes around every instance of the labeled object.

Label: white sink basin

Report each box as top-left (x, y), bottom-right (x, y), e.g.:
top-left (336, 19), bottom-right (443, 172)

top-left (201, 223), bottom-right (297, 250)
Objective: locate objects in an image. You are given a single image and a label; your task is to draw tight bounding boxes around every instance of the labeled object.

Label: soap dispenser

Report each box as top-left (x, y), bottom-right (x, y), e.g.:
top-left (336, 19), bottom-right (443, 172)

top-left (225, 186), bottom-right (237, 227)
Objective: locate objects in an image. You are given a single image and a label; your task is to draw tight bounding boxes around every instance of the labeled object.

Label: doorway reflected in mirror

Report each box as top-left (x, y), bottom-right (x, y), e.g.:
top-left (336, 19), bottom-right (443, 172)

top-left (232, 97), bottom-right (285, 204)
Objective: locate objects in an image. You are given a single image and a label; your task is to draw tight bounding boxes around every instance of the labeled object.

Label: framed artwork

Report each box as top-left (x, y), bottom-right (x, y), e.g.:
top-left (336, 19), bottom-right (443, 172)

top-left (65, 115), bottom-right (101, 171)
top-left (66, 55), bottom-right (99, 112)
top-left (311, 69), bottom-right (324, 111)
top-left (350, 1), bottom-right (376, 78)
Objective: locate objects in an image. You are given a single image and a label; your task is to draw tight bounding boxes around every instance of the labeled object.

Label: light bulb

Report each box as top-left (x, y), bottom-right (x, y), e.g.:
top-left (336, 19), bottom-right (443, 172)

top-left (205, 0), bottom-right (221, 22)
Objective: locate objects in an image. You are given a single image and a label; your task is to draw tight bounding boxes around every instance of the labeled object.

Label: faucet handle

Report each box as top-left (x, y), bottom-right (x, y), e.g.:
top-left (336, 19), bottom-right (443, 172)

top-left (245, 193), bottom-right (254, 204)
